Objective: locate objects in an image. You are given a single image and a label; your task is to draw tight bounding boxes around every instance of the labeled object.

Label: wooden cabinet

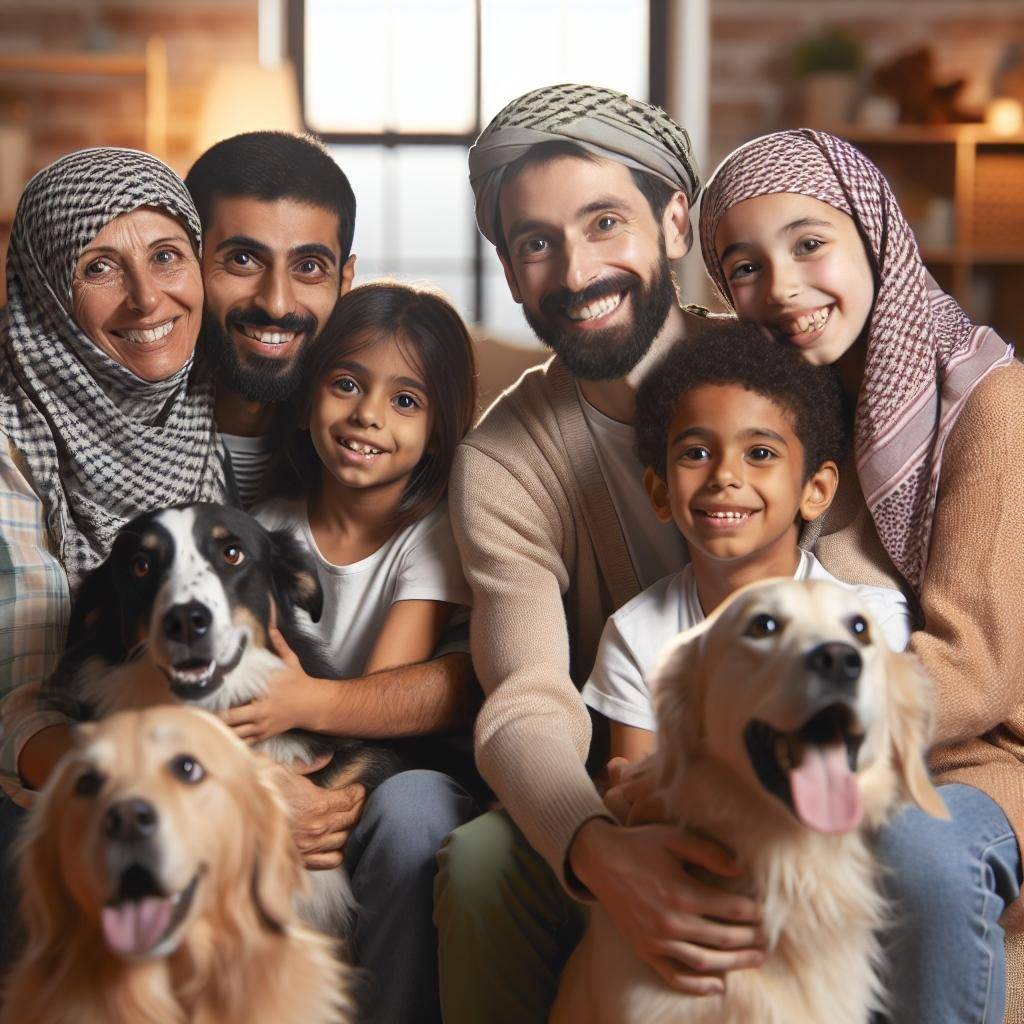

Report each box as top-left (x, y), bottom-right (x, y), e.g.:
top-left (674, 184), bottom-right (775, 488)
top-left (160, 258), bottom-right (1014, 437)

top-left (837, 124), bottom-right (1024, 347)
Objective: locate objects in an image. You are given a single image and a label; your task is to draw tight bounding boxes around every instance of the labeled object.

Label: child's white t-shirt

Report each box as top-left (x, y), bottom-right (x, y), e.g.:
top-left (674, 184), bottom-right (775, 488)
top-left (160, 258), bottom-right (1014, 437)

top-left (581, 549), bottom-right (913, 733)
top-left (254, 497), bottom-right (471, 678)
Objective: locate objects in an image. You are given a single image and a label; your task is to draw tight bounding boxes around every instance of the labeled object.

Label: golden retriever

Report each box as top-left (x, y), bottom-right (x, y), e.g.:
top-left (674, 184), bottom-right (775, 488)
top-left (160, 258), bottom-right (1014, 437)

top-left (552, 577), bottom-right (947, 1024)
top-left (1, 706), bottom-right (350, 1024)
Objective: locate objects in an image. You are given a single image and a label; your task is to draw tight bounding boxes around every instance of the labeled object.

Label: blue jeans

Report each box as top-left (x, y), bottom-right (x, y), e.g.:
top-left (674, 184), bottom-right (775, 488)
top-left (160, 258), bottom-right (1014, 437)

top-left (344, 769), bottom-right (477, 1024)
top-left (877, 783), bottom-right (1022, 1024)
top-left (0, 770), bottom-right (477, 1023)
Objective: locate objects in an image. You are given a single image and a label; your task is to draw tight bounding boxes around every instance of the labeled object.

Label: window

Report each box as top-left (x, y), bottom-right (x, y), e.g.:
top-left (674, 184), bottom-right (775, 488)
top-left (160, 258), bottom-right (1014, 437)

top-left (292, 0), bottom-right (660, 343)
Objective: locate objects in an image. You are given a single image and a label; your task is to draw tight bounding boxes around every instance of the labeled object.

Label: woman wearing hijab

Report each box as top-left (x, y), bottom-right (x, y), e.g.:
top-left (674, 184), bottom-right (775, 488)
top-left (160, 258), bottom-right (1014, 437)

top-left (0, 148), bottom-right (224, 826)
top-left (700, 128), bottom-right (1023, 1024)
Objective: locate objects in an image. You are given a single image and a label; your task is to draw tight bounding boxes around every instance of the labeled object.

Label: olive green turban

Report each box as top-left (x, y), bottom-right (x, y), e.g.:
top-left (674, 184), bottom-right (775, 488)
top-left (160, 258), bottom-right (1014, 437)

top-left (469, 83), bottom-right (702, 245)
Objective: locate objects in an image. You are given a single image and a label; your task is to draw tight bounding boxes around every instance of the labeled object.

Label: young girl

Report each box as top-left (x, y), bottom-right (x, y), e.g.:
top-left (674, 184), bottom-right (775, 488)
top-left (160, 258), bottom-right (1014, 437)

top-left (226, 281), bottom-right (477, 740)
top-left (699, 129), bottom-right (1024, 1024)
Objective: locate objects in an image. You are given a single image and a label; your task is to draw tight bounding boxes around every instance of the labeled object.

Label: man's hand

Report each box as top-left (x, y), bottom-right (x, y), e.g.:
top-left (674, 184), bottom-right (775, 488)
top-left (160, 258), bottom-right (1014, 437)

top-left (603, 756), bottom-right (663, 825)
top-left (274, 768), bottom-right (366, 869)
top-left (569, 818), bottom-right (765, 996)
top-left (219, 627), bottom-right (330, 742)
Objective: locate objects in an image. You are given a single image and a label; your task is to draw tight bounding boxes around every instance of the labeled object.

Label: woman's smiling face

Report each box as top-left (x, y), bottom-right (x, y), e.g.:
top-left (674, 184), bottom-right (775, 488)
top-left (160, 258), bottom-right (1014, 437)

top-left (714, 193), bottom-right (875, 366)
top-left (71, 207), bottom-right (203, 382)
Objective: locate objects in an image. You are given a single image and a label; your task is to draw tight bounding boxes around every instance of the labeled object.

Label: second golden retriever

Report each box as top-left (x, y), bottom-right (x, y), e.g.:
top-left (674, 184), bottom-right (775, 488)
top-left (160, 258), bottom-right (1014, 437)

top-left (552, 578), bottom-right (947, 1024)
top-left (1, 706), bottom-right (350, 1024)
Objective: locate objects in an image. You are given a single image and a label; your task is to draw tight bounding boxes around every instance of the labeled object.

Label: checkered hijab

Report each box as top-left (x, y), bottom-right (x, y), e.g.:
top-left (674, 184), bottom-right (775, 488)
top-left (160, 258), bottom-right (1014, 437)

top-left (469, 83), bottom-right (702, 244)
top-left (0, 147), bottom-right (224, 589)
top-left (699, 129), bottom-right (1014, 592)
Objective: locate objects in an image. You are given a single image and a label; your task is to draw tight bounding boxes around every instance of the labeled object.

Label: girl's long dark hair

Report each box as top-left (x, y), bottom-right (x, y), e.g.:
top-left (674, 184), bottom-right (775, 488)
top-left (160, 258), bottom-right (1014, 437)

top-left (266, 282), bottom-right (477, 529)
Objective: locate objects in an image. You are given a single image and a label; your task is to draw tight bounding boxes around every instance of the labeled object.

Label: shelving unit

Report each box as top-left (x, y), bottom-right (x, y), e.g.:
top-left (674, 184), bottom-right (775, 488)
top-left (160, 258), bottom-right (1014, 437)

top-left (834, 123), bottom-right (1024, 347)
top-left (0, 38), bottom-right (168, 304)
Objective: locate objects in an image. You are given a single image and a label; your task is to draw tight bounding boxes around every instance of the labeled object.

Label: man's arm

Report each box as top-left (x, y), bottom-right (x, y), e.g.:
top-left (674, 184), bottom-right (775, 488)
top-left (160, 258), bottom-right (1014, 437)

top-left (452, 443), bottom-right (766, 993)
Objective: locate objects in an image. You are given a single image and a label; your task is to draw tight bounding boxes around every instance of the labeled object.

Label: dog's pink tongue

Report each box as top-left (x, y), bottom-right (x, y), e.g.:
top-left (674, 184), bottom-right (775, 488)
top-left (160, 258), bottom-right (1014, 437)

top-left (101, 897), bottom-right (173, 956)
top-left (790, 741), bottom-right (862, 834)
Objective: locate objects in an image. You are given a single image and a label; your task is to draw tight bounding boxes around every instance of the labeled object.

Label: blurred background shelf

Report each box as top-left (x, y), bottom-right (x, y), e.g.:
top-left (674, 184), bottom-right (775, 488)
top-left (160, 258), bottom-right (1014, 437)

top-left (832, 123), bottom-right (1024, 345)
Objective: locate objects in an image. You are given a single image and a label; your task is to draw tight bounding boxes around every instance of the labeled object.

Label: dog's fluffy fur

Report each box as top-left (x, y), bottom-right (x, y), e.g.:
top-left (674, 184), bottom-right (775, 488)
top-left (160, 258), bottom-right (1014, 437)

top-left (552, 578), bottom-right (947, 1024)
top-left (50, 503), bottom-right (403, 936)
top-left (1, 706), bottom-right (350, 1024)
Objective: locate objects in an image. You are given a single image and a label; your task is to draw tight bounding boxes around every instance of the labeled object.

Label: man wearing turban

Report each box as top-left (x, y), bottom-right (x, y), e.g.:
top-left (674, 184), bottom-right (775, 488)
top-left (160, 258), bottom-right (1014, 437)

top-left (436, 85), bottom-right (763, 1021)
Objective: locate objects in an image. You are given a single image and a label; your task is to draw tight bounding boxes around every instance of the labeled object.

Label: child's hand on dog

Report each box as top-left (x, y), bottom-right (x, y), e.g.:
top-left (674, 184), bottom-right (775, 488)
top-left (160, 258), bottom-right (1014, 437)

top-left (220, 627), bottom-right (326, 742)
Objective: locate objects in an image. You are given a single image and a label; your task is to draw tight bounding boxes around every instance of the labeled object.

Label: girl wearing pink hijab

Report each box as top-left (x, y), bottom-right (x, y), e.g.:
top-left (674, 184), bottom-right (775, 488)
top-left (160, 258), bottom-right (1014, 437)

top-left (700, 128), bottom-right (1023, 1023)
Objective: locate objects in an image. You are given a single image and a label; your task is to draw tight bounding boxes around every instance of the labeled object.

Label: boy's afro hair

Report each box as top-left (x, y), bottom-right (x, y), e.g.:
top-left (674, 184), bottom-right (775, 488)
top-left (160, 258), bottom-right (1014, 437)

top-left (635, 320), bottom-right (850, 480)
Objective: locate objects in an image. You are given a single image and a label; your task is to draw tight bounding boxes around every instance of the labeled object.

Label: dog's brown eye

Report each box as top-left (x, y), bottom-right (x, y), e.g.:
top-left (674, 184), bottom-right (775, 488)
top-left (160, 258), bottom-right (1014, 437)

top-left (223, 544), bottom-right (245, 566)
top-left (849, 615), bottom-right (870, 641)
top-left (746, 613), bottom-right (779, 638)
top-left (169, 754), bottom-right (205, 785)
top-left (73, 769), bottom-right (105, 797)
top-left (130, 554), bottom-right (151, 579)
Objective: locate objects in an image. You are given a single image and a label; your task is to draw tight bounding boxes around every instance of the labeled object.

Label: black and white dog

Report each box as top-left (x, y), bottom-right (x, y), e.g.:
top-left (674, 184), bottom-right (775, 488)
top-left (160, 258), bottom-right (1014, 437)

top-left (51, 502), bottom-right (402, 936)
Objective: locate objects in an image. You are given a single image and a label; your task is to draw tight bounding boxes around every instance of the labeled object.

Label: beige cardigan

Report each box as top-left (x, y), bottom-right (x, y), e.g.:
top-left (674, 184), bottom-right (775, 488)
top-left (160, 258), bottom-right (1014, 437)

top-left (450, 354), bottom-right (643, 883)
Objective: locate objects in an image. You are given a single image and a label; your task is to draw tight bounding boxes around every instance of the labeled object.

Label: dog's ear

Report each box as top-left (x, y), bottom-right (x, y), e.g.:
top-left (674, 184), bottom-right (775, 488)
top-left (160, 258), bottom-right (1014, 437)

top-left (64, 556), bottom-right (116, 651)
top-left (268, 528), bottom-right (324, 624)
top-left (15, 762), bottom-right (78, 959)
top-left (649, 622), bottom-right (709, 792)
top-left (249, 759), bottom-right (307, 931)
top-left (886, 649), bottom-right (949, 819)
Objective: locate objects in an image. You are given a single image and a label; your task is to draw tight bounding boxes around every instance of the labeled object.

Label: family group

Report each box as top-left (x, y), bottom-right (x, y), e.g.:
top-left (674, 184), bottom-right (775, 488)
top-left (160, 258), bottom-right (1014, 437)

top-left (1, 81), bottom-right (1022, 1023)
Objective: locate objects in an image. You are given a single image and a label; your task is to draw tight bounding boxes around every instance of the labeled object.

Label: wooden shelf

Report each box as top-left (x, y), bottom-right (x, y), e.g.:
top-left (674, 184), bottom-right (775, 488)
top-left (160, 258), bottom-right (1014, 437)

top-left (829, 123), bottom-right (1024, 146)
top-left (0, 38), bottom-right (168, 159)
top-left (831, 123), bottom-right (1024, 345)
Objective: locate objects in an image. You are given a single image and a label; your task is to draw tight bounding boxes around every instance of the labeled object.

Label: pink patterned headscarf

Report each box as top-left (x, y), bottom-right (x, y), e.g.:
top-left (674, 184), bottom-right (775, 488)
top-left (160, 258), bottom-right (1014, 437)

top-left (698, 129), bottom-right (1014, 593)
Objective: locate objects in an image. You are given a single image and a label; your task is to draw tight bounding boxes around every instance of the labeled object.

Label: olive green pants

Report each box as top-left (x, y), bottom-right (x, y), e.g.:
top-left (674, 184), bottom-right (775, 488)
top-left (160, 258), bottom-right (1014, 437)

top-left (434, 809), bottom-right (588, 1024)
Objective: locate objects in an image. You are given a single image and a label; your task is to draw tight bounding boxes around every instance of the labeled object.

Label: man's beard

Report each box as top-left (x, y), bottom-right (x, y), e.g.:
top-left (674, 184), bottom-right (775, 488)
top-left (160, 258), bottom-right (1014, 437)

top-left (201, 307), bottom-right (318, 405)
top-left (522, 258), bottom-right (676, 381)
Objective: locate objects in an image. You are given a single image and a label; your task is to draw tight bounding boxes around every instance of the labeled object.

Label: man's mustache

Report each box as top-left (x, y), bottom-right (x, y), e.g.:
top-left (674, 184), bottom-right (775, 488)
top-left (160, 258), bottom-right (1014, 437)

top-left (226, 308), bottom-right (317, 335)
top-left (540, 271), bottom-right (639, 318)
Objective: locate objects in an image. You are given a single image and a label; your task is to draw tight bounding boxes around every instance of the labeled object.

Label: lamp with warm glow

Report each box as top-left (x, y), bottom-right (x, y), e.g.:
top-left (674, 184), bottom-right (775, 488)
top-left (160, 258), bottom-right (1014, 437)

top-left (192, 59), bottom-right (302, 158)
top-left (986, 97), bottom-right (1024, 137)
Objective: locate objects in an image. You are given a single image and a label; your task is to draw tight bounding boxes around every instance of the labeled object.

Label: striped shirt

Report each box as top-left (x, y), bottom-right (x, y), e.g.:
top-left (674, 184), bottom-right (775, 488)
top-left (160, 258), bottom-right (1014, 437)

top-left (221, 432), bottom-right (274, 511)
top-left (0, 434), bottom-right (73, 808)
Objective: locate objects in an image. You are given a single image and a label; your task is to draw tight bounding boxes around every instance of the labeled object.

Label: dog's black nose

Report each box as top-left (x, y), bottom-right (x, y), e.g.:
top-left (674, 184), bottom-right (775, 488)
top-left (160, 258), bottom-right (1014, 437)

top-left (163, 601), bottom-right (212, 645)
top-left (103, 799), bottom-right (158, 842)
top-left (806, 642), bottom-right (862, 688)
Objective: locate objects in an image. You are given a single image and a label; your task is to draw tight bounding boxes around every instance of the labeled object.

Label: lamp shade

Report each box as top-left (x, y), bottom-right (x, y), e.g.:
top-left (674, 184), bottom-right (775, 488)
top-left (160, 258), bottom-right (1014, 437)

top-left (193, 59), bottom-right (302, 157)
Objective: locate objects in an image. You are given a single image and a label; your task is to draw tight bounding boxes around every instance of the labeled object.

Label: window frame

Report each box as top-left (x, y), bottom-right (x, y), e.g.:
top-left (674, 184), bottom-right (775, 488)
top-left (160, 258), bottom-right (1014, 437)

top-left (287, 0), bottom-right (668, 324)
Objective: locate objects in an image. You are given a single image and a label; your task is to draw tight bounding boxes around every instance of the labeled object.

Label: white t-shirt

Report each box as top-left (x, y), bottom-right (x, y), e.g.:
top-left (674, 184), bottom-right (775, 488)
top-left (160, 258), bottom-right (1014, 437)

top-left (254, 497), bottom-right (471, 678)
top-left (221, 432), bottom-right (274, 511)
top-left (578, 387), bottom-right (688, 590)
top-left (582, 549), bottom-right (913, 732)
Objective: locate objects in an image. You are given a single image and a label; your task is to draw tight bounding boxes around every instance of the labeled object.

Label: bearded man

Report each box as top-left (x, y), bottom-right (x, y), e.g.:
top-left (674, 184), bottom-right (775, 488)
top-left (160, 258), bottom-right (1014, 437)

top-left (435, 85), bottom-right (765, 1022)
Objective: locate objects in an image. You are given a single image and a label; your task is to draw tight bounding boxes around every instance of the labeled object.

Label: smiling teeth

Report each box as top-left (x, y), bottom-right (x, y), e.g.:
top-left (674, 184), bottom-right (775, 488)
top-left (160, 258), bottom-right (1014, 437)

top-left (704, 510), bottom-right (748, 519)
top-left (565, 292), bottom-right (623, 322)
top-left (242, 328), bottom-right (296, 346)
top-left (781, 306), bottom-right (832, 336)
top-left (342, 439), bottom-right (384, 456)
top-left (171, 663), bottom-right (214, 685)
top-left (118, 321), bottom-right (174, 344)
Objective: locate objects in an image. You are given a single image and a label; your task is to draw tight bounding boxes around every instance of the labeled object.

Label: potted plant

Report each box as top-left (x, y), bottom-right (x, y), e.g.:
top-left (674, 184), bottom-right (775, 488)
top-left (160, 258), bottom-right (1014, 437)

top-left (793, 28), bottom-right (864, 127)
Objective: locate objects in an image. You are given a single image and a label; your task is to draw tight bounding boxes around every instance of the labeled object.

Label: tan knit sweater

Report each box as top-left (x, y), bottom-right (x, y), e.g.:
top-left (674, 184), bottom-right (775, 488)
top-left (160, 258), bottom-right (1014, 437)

top-left (449, 354), bottom-right (643, 883)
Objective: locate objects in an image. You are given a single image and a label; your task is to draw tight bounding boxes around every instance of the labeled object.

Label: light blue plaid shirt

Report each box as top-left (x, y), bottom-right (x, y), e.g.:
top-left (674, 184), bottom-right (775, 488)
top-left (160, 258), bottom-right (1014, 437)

top-left (0, 436), bottom-right (73, 807)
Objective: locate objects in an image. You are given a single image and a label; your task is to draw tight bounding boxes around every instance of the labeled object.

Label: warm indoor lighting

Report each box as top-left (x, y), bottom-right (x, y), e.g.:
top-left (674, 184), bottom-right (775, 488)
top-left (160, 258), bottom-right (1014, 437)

top-left (192, 60), bottom-right (302, 158)
top-left (986, 97), bottom-right (1024, 137)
